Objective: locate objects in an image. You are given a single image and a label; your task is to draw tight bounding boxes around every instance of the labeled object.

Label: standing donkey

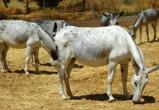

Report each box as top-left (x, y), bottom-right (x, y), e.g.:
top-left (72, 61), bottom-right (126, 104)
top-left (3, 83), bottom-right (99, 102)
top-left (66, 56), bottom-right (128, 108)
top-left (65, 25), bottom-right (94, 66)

top-left (130, 8), bottom-right (159, 43)
top-left (0, 20), bottom-right (58, 74)
top-left (53, 25), bottom-right (159, 103)
top-left (101, 12), bottom-right (123, 26)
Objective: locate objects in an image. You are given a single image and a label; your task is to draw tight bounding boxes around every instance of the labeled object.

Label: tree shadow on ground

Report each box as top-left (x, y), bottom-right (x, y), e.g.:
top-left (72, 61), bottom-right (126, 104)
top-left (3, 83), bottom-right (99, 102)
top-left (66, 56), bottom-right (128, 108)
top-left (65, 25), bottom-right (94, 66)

top-left (72, 93), bottom-right (155, 104)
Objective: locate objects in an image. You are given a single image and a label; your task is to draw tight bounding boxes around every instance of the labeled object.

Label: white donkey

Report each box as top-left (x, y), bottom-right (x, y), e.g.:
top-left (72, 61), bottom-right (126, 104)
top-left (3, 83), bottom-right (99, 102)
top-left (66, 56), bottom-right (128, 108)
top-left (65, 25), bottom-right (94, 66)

top-left (0, 20), bottom-right (58, 74)
top-left (130, 8), bottom-right (159, 43)
top-left (53, 25), bottom-right (159, 103)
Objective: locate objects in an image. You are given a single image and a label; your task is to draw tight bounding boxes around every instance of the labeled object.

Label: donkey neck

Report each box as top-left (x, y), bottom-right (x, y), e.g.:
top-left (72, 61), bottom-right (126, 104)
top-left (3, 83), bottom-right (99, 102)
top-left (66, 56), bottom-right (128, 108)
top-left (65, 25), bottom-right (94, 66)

top-left (38, 27), bottom-right (58, 60)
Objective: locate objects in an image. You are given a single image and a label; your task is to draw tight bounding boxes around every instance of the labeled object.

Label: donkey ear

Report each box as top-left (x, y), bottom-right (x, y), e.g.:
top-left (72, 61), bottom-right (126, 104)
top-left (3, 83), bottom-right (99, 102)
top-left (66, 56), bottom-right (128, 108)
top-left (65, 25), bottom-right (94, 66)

top-left (102, 12), bottom-right (111, 17)
top-left (119, 11), bottom-right (124, 17)
top-left (146, 64), bottom-right (159, 74)
top-left (102, 12), bottom-right (107, 17)
top-left (116, 11), bottom-right (124, 18)
top-left (53, 22), bottom-right (57, 33)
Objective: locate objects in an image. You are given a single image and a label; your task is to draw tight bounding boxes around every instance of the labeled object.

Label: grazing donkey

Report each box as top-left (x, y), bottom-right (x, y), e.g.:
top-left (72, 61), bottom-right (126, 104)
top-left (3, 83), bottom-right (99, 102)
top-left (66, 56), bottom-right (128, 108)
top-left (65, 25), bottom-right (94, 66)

top-left (52, 25), bottom-right (159, 103)
top-left (33, 19), bottom-right (68, 37)
top-left (130, 8), bottom-right (159, 43)
top-left (101, 12), bottom-right (123, 26)
top-left (30, 19), bottom-right (68, 64)
top-left (0, 20), bottom-right (58, 74)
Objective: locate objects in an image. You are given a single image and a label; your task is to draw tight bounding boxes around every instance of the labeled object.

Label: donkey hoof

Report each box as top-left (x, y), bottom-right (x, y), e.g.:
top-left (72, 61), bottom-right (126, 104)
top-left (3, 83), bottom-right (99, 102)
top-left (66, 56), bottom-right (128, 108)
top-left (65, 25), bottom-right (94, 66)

top-left (2, 69), bottom-right (11, 73)
top-left (108, 97), bottom-right (115, 102)
top-left (62, 95), bottom-right (70, 100)
top-left (25, 72), bottom-right (30, 74)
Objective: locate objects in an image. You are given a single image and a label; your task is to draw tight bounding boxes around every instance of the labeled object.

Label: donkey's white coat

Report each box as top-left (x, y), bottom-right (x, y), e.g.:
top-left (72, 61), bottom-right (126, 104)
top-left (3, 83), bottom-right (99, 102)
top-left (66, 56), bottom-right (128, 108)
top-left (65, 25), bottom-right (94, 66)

top-left (0, 20), bottom-right (57, 74)
top-left (53, 25), bottom-right (159, 103)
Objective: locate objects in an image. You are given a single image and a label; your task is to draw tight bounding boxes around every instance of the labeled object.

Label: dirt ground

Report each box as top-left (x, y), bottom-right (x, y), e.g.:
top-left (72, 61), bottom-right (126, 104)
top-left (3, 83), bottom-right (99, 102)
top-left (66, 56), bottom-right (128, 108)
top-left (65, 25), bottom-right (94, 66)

top-left (1, 17), bottom-right (159, 110)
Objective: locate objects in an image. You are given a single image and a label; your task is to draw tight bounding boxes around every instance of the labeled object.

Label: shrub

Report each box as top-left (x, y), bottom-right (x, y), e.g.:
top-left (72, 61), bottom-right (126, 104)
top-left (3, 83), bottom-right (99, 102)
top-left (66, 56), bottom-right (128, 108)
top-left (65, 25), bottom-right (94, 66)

top-left (121, 0), bottom-right (134, 4)
top-left (0, 12), bottom-right (7, 19)
top-left (35, 0), bottom-right (60, 8)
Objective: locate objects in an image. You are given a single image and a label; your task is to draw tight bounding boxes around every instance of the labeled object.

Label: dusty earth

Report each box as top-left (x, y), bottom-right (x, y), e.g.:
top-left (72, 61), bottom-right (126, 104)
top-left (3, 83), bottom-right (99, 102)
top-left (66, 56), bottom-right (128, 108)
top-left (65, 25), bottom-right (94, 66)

top-left (1, 17), bottom-right (159, 110)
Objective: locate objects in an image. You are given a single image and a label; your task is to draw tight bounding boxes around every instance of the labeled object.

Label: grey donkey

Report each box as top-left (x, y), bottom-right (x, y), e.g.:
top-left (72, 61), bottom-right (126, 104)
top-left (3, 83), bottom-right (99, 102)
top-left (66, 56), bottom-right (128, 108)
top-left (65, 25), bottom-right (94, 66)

top-left (31, 19), bottom-right (68, 64)
top-left (130, 8), bottom-right (159, 43)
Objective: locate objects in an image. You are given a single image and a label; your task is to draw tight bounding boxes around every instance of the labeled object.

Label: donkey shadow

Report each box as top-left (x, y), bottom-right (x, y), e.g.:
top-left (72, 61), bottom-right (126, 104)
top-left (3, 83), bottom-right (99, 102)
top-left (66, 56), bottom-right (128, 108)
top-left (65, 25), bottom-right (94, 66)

top-left (138, 39), bottom-right (159, 45)
top-left (15, 69), bottom-right (57, 75)
top-left (72, 93), bottom-right (155, 104)
top-left (41, 63), bottom-right (84, 69)
top-left (73, 93), bottom-right (131, 101)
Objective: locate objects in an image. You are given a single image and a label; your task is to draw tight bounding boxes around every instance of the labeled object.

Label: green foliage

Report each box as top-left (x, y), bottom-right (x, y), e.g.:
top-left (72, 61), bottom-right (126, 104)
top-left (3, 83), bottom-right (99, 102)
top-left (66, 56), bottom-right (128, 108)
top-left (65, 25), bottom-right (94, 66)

top-left (3, 0), bottom-right (10, 8)
top-left (0, 12), bottom-right (7, 19)
top-left (121, 0), bottom-right (134, 4)
top-left (122, 10), bottom-right (140, 16)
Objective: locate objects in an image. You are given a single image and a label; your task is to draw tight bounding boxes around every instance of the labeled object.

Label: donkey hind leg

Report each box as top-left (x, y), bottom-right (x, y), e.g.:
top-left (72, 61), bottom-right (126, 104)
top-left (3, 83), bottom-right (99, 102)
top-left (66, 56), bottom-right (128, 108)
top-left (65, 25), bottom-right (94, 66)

top-left (30, 48), bottom-right (40, 66)
top-left (145, 24), bottom-right (149, 42)
top-left (30, 50), bottom-right (34, 64)
top-left (2, 44), bottom-right (10, 72)
top-left (24, 45), bottom-right (32, 74)
top-left (0, 44), bottom-right (9, 72)
top-left (107, 61), bottom-right (117, 102)
top-left (58, 58), bottom-right (75, 100)
top-left (151, 22), bottom-right (157, 41)
top-left (0, 44), bottom-right (6, 72)
top-left (120, 63), bottom-right (130, 99)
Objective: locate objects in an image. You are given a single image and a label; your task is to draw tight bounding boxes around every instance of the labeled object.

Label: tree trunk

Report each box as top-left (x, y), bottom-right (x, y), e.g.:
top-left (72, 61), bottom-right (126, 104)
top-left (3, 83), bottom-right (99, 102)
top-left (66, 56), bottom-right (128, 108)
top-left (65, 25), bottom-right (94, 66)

top-left (25, 0), bottom-right (30, 14)
top-left (82, 0), bottom-right (86, 12)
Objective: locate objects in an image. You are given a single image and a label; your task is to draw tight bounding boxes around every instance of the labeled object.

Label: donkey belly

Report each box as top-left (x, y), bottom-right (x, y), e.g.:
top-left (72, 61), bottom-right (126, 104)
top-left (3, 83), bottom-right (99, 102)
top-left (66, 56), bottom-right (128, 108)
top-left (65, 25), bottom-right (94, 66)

top-left (77, 58), bottom-right (108, 67)
top-left (0, 34), bottom-right (29, 48)
top-left (5, 42), bottom-right (26, 48)
top-left (74, 48), bottom-right (109, 67)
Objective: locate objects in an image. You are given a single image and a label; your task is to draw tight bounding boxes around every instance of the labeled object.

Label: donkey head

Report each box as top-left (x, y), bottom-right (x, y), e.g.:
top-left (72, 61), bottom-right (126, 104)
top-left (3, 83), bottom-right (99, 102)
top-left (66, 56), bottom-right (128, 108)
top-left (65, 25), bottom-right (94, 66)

top-left (52, 21), bottom-right (68, 37)
top-left (101, 11), bottom-right (123, 26)
top-left (129, 27), bottom-right (137, 40)
top-left (131, 65), bottom-right (159, 103)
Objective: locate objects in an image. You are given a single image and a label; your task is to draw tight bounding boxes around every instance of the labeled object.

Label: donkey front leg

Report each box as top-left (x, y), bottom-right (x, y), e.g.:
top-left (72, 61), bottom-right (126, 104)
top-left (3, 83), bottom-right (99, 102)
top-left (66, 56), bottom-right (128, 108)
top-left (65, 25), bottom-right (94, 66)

top-left (58, 64), bottom-right (71, 100)
top-left (64, 58), bottom-right (76, 98)
top-left (107, 61), bottom-right (117, 102)
top-left (24, 45), bottom-right (32, 74)
top-left (145, 24), bottom-right (149, 42)
top-left (151, 22), bottom-right (157, 41)
top-left (32, 48), bottom-right (40, 73)
top-left (120, 63), bottom-right (130, 98)
top-left (139, 26), bottom-right (142, 43)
